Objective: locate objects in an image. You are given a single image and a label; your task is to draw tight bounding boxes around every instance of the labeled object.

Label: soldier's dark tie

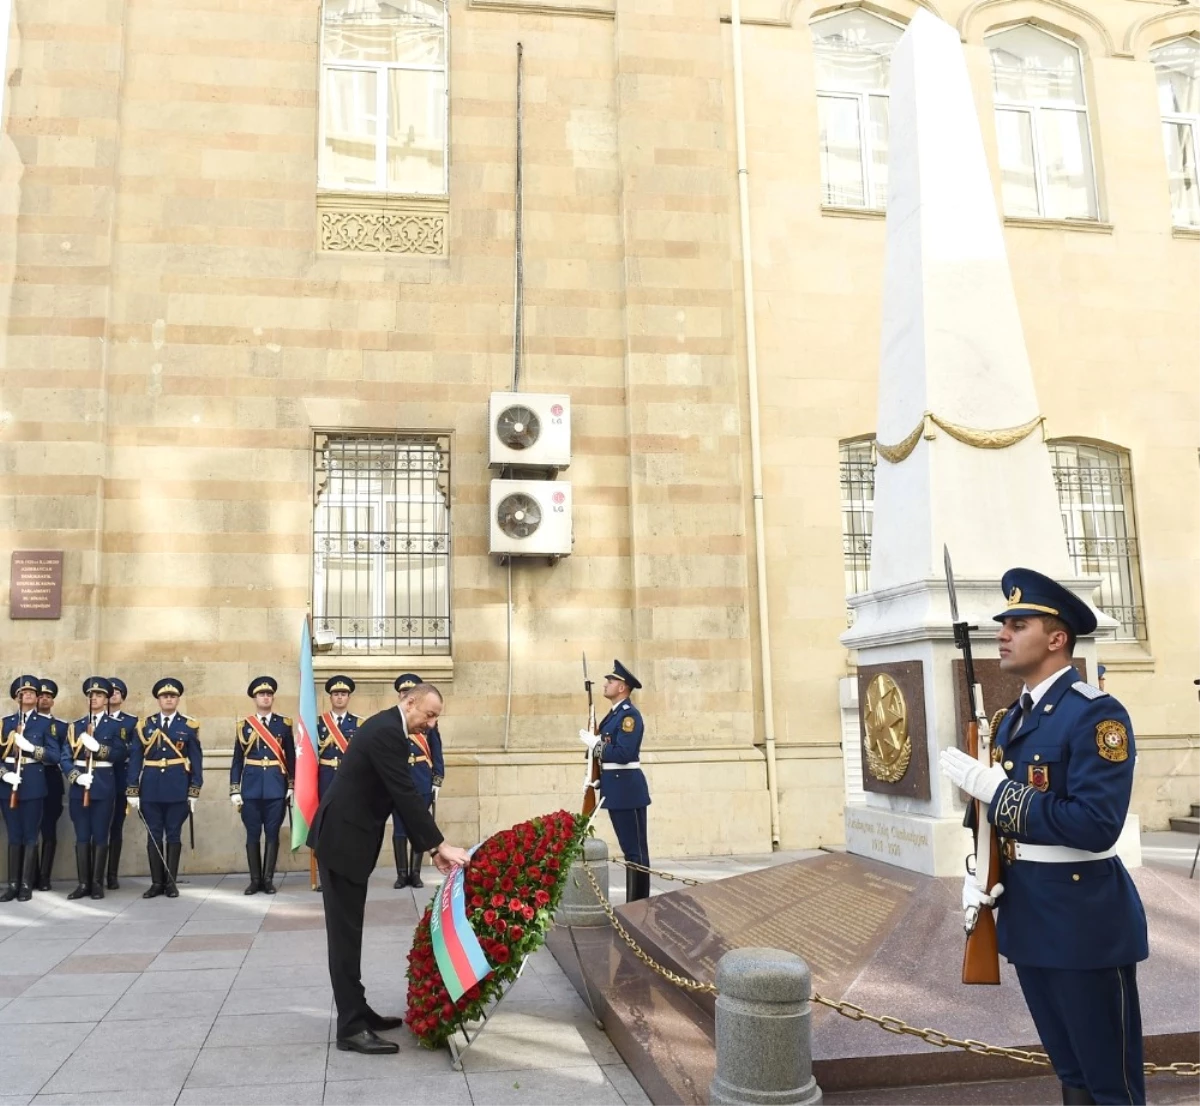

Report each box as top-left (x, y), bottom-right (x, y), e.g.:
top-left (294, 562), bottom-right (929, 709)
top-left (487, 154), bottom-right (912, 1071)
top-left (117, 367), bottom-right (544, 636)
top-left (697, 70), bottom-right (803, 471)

top-left (1019, 692), bottom-right (1034, 731)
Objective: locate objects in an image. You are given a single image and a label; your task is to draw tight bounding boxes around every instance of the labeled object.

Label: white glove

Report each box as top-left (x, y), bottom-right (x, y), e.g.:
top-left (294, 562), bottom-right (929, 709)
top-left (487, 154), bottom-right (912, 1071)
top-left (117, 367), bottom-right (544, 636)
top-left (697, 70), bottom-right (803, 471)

top-left (940, 748), bottom-right (1008, 805)
top-left (2, 772), bottom-right (18, 786)
top-left (962, 872), bottom-right (1004, 911)
top-left (127, 796), bottom-right (140, 811)
top-left (431, 785), bottom-right (440, 801)
top-left (188, 797), bottom-right (197, 814)
top-left (286, 788), bottom-right (294, 805)
top-left (578, 729), bottom-right (600, 752)
top-left (13, 733), bottom-right (34, 753)
top-left (80, 733), bottom-right (101, 753)
top-left (231, 793), bottom-right (243, 809)
top-left (76, 772), bottom-right (94, 788)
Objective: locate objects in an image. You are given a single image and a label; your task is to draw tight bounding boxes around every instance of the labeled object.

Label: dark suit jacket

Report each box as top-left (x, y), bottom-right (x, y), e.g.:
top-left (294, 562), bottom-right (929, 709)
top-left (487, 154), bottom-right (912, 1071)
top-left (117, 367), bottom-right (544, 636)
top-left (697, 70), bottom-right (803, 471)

top-left (307, 706), bottom-right (443, 884)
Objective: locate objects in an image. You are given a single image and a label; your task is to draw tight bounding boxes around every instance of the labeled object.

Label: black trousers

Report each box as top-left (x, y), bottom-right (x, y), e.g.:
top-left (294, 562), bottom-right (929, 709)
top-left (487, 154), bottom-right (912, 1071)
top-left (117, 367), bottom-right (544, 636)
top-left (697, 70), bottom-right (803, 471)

top-left (318, 860), bottom-right (372, 1039)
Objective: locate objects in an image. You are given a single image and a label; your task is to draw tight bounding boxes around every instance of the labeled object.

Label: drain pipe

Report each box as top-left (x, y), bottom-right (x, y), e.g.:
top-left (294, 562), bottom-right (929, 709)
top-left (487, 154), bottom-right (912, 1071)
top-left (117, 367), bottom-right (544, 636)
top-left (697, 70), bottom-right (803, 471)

top-left (731, 0), bottom-right (781, 849)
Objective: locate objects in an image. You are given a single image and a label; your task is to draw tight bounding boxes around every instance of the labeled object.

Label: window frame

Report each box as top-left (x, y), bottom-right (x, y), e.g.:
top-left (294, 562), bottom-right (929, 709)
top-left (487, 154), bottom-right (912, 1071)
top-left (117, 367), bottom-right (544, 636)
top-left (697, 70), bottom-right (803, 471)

top-left (311, 430), bottom-right (453, 658)
top-left (811, 10), bottom-right (904, 212)
top-left (317, 0), bottom-right (450, 197)
top-left (986, 24), bottom-right (1100, 222)
top-left (1151, 36), bottom-right (1200, 229)
top-left (839, 436), bottom-right (877, 623)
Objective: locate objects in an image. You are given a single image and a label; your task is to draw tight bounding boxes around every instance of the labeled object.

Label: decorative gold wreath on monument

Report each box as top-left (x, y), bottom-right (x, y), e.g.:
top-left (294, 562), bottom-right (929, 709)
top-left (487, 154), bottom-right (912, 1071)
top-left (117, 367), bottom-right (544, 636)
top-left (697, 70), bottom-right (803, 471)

top-left (876, 413), bottom-right (1045, 464)
top-left (863, 673), bottom-right (912, 784)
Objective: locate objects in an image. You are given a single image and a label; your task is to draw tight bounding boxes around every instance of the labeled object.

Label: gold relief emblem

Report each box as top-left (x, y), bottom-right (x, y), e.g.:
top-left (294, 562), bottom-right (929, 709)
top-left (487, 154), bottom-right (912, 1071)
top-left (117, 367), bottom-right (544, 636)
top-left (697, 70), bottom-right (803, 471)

top-left (863, 673), bottom-right (912, 784)
top-left (1095, 720), bottom-right (1129, 763)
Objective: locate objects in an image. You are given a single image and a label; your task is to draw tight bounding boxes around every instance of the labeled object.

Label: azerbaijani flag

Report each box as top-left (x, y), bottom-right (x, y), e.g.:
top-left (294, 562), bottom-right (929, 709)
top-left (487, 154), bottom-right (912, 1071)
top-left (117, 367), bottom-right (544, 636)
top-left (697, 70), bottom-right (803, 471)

top-left (430, 850), bottom-right (492, 1002)
top-left (291, 617), bottom-right (320, 851)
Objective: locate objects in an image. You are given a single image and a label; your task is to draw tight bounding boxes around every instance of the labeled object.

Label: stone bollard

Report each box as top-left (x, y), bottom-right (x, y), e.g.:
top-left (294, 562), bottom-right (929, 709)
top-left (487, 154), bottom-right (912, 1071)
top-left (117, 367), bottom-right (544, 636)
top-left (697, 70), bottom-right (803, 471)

top-left (555, 836), bottom-right (609, 927)
top-left (709, 948), bottom-right (823, 1105)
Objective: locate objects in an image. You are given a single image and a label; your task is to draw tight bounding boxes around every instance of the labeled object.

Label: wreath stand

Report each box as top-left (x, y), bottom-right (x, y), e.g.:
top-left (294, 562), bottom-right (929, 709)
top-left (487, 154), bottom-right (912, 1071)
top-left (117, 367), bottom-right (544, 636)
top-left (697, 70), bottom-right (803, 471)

top-left (446, 957), bottom-right (529, 1071)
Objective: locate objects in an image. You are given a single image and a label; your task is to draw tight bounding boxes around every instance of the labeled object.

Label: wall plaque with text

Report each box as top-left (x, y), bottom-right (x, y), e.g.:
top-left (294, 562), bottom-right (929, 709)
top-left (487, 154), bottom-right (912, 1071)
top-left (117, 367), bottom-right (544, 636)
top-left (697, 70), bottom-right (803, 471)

top-left (9, 551), bottom-right (64, 619)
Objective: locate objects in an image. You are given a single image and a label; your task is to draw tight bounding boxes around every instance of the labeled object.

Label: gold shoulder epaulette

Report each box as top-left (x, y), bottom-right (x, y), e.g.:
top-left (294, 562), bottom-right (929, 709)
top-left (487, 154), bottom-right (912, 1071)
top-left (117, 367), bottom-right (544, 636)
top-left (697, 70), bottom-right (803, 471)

top-left (283, 717), bottom-right (293, 727)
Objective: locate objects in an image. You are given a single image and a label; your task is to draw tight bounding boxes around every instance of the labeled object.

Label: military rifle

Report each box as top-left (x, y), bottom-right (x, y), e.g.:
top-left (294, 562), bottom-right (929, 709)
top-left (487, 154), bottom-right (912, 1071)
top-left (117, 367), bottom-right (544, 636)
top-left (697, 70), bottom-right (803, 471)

top-left (580, 653), bottom-right (600, 817)
top-left (944, 546), bottom-right (1002, 986)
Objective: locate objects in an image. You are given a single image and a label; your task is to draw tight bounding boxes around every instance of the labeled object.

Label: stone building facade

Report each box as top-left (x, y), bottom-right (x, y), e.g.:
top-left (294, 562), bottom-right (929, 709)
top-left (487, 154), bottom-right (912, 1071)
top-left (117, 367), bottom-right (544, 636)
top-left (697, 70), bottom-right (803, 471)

top-left (1, 0), bottom-right (1196, 872)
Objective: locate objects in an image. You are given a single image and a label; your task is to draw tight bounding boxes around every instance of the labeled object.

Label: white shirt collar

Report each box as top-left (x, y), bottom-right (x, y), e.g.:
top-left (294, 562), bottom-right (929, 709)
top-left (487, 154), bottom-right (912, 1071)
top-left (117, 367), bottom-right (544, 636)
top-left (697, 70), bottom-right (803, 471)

top-left (259, 714), bottom-right (272, 725)
top-left (161, 713), bottom-right (176, 724)
top-left (1023, 665), bottom-right (1076, 709)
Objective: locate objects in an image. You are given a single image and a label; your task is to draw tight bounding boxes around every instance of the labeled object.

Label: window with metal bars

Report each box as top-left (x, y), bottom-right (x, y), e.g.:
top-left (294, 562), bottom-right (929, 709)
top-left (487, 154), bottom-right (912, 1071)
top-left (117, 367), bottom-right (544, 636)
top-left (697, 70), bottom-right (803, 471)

top-left (1049, 441), bottom-right (1147, 641)
top-left (840, 438), bottom-right (876, 620)
top-left (312, 432), bottom-right (451, 655)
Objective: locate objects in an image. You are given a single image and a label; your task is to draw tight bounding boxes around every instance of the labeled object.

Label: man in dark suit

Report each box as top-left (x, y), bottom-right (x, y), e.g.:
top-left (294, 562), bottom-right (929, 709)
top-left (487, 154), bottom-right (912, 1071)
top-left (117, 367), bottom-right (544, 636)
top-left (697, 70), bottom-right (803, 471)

top-left (308, 681), bottom-right (468, 1055)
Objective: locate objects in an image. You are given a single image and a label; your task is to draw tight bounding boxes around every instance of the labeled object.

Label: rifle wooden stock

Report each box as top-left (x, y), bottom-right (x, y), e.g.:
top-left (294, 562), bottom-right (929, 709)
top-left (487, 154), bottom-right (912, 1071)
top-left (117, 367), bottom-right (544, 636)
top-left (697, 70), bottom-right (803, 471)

top-left (581, 705), bottom-right (600, 817)
top-left (962, 718), bottom-right (1002, 985)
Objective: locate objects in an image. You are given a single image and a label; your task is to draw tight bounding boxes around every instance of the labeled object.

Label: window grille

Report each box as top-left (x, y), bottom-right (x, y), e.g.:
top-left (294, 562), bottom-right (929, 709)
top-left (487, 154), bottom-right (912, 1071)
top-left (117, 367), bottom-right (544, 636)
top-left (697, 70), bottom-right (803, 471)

top-left (313, 432), bottom-right (451, 654)
top-left (840, 439), bottom-right (876, 618)
top-left (1049, 441), bottom-right (1146, 641)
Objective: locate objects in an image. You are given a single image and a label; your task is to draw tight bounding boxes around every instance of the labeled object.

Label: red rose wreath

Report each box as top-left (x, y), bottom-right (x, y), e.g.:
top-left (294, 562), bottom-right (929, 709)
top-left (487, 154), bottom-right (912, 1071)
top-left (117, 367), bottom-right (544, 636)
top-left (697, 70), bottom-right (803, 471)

top-left (405, 809), bottom-right (588, 1048)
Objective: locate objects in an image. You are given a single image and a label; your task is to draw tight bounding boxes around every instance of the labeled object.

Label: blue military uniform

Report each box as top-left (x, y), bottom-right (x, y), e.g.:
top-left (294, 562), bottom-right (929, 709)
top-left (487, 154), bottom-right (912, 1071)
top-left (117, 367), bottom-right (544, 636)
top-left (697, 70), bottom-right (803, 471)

top-left (1, 675), bottom-right (61, 901)
top-left (986, 570), bottom-right (1147, 1106)
top-left (127, 678), bottom-right (202, 899)
top-left (62, 678), bottom-right (130, 900)
top-left (33, 678), bottom-right (68, 891)
top-left (231, 676), bottom-right (295, 895)
top-left (316, 676), bottom-right (359, 799)
top-left (105, 677), bottom-right (138, 889)
top-left (391, 673), bottom-right (444, 890)
top-left (595, 660), bottom-right (651, 903)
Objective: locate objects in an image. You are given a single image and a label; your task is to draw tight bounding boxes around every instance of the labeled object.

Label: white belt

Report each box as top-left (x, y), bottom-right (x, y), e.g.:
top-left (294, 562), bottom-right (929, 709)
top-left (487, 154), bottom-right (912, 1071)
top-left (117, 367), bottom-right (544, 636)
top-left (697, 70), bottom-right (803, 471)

top-left (1012, 843), bottom-right (1117, 863)
top-left (602, 761), bottom-right (640, 771)
top-left (73, 761), bottom-right (112, 768)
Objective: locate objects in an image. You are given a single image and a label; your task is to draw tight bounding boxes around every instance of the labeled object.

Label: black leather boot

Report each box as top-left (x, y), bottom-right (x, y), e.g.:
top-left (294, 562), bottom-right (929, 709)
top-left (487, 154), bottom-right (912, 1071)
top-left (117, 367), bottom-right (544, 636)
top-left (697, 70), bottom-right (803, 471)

top-left (142, 839), bottom-right (164, 898)
top-left (90, 845), bottom-right (108, 900)
top-left (1062, 1085), bottom-right (1096, 1105)
top-left (393, 837), bottom-right (409, 889)
top-left (625, 867), bottom-right (637, 904)
top-left (408, 841), bottom-right (424, 889)
top-left (261, 839), bottom-right (279, 894)
top-left (106, 839), bottom-right (122, 890)
top-left (18, 846), bottom-right (38, 901)
top-left (68, 844), bottom-right (92, 900)
top-left (164, 842), bottom-right (181, 898)
top-left (244, 844), bottom-right (262, 895)
top-left (29, 844), bottom-right (40, 890)
top-left (36, 841), bottom-right (56, 892)
top-left (635, 869), bottom-right (651, 901)
top-left (0, 845), bottom-right (19, 903)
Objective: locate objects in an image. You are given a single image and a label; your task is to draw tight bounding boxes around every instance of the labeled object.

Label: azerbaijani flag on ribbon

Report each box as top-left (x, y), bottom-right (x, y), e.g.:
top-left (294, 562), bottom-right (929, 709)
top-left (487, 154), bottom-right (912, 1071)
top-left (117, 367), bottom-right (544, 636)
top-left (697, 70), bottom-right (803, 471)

top-left (291, 617), bottom-right (320, 851)
top-left (430, 849), bottom-right (491, 1002)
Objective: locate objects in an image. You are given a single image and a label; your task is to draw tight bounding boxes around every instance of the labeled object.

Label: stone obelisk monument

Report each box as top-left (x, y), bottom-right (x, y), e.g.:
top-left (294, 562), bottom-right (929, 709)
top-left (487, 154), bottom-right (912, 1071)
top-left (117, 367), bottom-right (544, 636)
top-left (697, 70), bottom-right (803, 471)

top-left (840, 10), bottom-right (1117, 876)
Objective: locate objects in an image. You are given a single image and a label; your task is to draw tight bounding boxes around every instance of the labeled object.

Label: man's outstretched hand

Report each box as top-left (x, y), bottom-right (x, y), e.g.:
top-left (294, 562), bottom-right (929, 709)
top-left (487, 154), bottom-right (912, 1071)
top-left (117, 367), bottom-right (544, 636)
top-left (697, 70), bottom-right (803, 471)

top-left (431, 843), bottom-right (471, 874)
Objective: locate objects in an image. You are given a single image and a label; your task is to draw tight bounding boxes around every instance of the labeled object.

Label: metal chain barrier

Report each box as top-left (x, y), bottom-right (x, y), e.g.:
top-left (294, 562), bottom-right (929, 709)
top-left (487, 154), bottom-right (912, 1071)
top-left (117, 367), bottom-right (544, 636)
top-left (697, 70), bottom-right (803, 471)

top-left (610, 857), bottom-right (704, 886)
top-left (578, 859), bottom-right (1199, 1078)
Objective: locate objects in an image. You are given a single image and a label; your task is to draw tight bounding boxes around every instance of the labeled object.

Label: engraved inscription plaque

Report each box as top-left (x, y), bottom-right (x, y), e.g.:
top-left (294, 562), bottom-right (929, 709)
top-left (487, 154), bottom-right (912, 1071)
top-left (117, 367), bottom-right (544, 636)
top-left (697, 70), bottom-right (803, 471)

top-left (9, 550), bottom-right (64, 619)
top-left (621, 853), bottom-right (920, 1012)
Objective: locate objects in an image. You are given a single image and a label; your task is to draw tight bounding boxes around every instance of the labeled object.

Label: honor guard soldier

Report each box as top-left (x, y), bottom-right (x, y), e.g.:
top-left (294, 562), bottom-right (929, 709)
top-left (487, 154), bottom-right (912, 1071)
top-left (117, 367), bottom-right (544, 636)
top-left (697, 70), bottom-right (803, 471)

top-left (391, 673), bottom-right (443, 890)
top-left (313, 675), bottom-right (359, 893)
top-left (62, 678), bottom-right (129, 900)
top-left (105, 678), bottom-right (138, 889)
top-left (33, 678), bottom-right (68, 891)
top-left (231, 677), bottom-right (295, 895)
top-left (1, 676), bottom-right (62, 901)
top-left (941, 569), bottom-right (1148, 1106)
top-left (127, 678), bottom-right (203, 899)
top-left (580, 660), bottom-right (651, 902)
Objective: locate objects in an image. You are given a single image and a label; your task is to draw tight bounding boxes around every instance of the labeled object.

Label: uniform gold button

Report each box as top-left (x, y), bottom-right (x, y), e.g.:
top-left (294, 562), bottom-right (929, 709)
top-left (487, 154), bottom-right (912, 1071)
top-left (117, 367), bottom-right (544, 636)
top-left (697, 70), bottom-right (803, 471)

top-left (1071, 873), bottom-right (1080, 882)
top-left (1003, 760), bottom-right (1013, 771)
top-left (1033, 754), bottom-right (1041, 762)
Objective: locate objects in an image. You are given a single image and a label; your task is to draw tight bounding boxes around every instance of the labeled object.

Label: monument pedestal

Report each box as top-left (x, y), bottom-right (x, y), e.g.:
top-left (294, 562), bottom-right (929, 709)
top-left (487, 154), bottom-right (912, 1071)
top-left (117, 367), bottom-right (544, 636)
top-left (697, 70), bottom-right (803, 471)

top-left (844, 804), bottom-right (971, 878)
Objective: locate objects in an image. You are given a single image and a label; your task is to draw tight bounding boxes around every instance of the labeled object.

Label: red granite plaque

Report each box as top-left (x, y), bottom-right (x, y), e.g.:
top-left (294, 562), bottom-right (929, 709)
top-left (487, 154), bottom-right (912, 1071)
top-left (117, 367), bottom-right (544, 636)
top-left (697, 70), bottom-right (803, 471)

top-left (9, 550), bottom-right (64, 619)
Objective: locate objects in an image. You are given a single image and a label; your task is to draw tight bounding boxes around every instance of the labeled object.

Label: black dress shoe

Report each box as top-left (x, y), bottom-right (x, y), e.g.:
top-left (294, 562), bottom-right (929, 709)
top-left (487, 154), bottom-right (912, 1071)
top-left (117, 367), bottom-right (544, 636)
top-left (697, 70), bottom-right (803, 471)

top-left (336, 1029), bottom-right (399, 1054)
top-left (365, 1012), bottom-right (404, 1031)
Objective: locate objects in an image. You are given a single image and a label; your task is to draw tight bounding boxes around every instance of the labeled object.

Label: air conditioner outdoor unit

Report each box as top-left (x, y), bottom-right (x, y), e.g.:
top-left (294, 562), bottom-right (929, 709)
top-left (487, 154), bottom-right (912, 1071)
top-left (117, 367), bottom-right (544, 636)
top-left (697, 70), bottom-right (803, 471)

top-left (488, 392), bottom-right (571, 470)
top-left (489, 479), bottom-right (573, 557)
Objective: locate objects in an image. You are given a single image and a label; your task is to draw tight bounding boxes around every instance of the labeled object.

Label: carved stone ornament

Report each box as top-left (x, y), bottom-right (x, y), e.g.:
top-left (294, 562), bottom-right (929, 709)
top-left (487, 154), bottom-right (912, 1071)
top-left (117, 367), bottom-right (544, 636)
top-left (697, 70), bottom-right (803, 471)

top-left (317, 191), bottom-right (449, 256)
top-left (863, 672), bottom-right (912, 783)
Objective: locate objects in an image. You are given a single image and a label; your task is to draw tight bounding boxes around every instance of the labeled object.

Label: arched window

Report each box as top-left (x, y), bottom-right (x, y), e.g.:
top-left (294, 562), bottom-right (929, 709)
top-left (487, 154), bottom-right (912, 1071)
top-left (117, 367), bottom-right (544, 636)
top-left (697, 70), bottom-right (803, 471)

top-left (1151, 36), bottom-right (1200, 228)
top-left (839, 439), bottom-right (876, 611)
top-left (1049, 441), bottom-right (1146, 640)
top-left (319, 0), bottom-right (448, 195)
top-left (811, 11), bottom-right (904, 210)
top-left (986, 25), bottom-right (1098, 220)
